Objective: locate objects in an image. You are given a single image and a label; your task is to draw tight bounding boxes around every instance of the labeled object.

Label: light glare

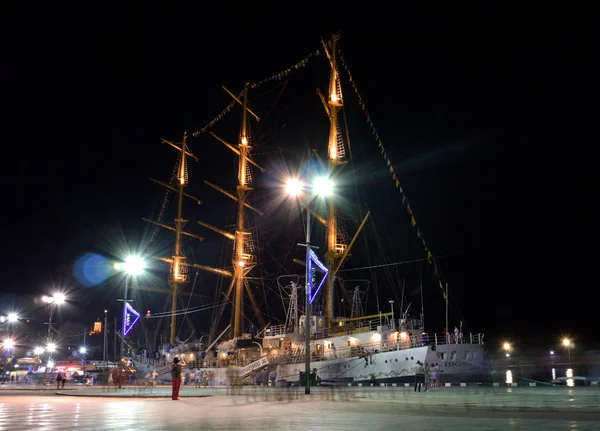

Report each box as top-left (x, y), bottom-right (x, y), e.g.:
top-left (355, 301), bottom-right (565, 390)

top-left (7, 312), bottom-right (19, 323)
top-left (285, 178), bottom-right (303, 197)
top-left (53, 293), bottom-right (66, 304)
top-left (123, 256), bottom-right (145, 275)
top-left (3, 338), bottom-right (15, 349)
top-left (313, 176), bottom-right (334, 197)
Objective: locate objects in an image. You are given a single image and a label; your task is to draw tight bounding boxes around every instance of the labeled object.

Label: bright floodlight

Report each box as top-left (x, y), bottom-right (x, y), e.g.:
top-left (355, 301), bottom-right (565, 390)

top-left (122, 256), bottom-right (145, 275)
top-left (53, 293), bottom-right (66, 304)
top-left (79, 347), bottom-right (87, 354)
top-left (3, 338), bottom-right (15, 349)
top-left (7, 312), bottom-right (19, 323)
top-left (313, 176), bottom-right (334, 197)
top-left (285, 178), bottom-right (303, 197)
top-left (503, 342), bottom-right (511, 351)
top-left (562, 338), bottom-right (570, 347)
top-left (46, 342), bottom-right (57, 353)
top-left (33, 346), bottom-right (45, 355)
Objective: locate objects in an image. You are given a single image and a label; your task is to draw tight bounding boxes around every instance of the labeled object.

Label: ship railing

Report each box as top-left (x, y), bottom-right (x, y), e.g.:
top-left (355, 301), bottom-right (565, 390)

top-left (265, 324), bottom-right (287, 337)
top-left (413, 332), bottom-right (485, 347)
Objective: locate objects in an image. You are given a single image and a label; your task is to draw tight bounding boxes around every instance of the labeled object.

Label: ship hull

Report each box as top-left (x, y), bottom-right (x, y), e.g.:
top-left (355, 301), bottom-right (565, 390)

top-left (424, 342), bottom-right (488, 383)
top-left (276, 346), bottom-right (429, 385)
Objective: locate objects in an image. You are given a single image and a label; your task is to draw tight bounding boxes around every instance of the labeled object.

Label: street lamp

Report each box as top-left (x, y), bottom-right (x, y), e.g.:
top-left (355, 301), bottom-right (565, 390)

top-left (42, 293), bottom-right (67, 340)
top-left (7, 313), bottom-right (19, 323)
top-left (284, 175), bottom-right (333, 395)
top-left (114, 256), bottom-right (146, 361)
top-left (2, 338), bottom-right (15, 350)
top-left (562, 338), bottom-right (572, 365)
top-left (46, 342), bottom-right (57, 365)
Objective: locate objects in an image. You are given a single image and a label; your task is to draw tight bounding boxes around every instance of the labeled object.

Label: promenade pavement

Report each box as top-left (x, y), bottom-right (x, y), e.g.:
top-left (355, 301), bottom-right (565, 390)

top-left (1, 385), bottom-right (599, 430)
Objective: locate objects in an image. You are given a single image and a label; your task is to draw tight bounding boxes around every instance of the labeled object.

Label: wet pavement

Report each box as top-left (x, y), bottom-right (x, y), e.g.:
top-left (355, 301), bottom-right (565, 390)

top-left (0, 385), bottom-right (599, 430)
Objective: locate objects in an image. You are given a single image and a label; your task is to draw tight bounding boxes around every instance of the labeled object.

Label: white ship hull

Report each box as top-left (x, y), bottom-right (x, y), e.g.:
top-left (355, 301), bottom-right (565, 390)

top-left (276, 345), bottom-right (429, 384)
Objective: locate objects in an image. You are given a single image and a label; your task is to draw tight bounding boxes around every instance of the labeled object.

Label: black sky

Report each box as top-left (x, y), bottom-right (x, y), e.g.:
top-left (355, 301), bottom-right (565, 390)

top-left (2, 4), bottom-right (597, 349)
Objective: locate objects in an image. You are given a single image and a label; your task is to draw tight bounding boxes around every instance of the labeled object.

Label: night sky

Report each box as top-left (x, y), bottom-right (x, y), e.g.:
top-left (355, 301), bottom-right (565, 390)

top-left (2, 4), bottom-right (596, 350)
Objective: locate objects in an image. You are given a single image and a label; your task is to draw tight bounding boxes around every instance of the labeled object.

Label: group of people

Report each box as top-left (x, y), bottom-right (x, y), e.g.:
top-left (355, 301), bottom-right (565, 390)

top-left (55, 371), bottom-right (67, 389)
top-left (412, 361), bottom-right (441, 392)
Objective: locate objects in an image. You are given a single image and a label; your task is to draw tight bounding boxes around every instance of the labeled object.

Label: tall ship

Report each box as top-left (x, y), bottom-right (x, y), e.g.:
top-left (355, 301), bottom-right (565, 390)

top-left (128, 35), bottom-right (486, 386)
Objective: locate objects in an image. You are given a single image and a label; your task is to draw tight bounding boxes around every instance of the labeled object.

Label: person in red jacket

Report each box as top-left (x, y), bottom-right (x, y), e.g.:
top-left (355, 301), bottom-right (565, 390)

top-left (170, 357), bottom-right (186, 400)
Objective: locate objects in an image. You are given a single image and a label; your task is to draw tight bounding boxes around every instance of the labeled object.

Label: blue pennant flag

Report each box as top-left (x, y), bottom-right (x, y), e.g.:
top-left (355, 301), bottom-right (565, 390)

top-left (123, 302), bottom-right (140, 336)
top-left (308, 249), bottom-right (329, 304)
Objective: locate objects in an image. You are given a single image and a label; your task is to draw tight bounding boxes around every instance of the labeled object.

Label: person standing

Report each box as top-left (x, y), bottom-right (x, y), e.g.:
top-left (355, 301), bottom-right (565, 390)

top-left (170, 357), bottom-right (186, 400)
top-left (430, 363), bottom-right (438, 388)
top-left (412, 361), bottom-right (425, 392)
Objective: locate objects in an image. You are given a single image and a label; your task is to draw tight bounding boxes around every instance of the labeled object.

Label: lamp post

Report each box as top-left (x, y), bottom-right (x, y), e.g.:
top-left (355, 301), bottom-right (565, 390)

top-left (503, 342), bottom-right (512, 363)
top-left (562, 338), bottom-right (571, 365)
top-left (285, 176), bottom-right (333, 395)
top-left (389, 300), bottom-right (395, 330)
top-left (42, 293), bottom-right (66, 340)
top-left (103, 309), bottom-right (108, 372)
top-left (2, 338), bottom-right (15, 373)
top-left (114, 256), bottom-right (145, 362)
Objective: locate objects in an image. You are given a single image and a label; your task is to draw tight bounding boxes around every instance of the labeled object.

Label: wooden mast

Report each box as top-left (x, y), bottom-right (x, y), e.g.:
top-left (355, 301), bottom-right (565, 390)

top-left (322, 35), bottom-right (346, 328)
top-left (200, 84), bottom-right (263, 340)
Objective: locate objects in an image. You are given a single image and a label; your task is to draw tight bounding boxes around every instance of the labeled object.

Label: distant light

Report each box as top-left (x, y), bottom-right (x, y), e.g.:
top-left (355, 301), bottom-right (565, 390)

top-left (79, 347), bottom-right (87, 354)
top-left (34, 346), bottom-right (44, 355)
top-left (562, 338), bottom-right (571, 347)
top-left (313, 177), bottom-right (334, 197)
top-left (502, 342), bottom-right (511, 351)
top-left (505, 353), bottom-right (510, 358)
top-left (237, 261), bottom-right (245, 267)
top-left (2, 338), bottom-right (15, 349)
top-left (566, 368), bottom-right (573, 378)
top-left (46, 343), bottom-right (57, 353)
top-left (550, 350), bottom-right (554, 355)
top-left (506, 370), bottom-right (513, 384)
top-left (7, 313), bottom-right (19, 323)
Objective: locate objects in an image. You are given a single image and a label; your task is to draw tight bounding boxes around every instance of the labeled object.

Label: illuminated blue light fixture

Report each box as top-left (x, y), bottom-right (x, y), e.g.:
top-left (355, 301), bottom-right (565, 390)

top-left (123, 302), bottom-right (140, 336)
top-left (308, 249), bottom-right (329, 304)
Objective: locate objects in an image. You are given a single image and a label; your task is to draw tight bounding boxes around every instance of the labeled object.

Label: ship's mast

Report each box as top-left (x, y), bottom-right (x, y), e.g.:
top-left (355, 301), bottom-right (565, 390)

top-left (143, 133), bottom-right (205, 345)
top-left (170, 132), bottom-right (189, 344)
top-left (316, 35), bottom-right (371, 329)
top-left (322, 35), bottom-right (346, 327)
top-left (199, 84), bottom-right (264, 340)
top-left (233, 85), bottom-right (251, 339)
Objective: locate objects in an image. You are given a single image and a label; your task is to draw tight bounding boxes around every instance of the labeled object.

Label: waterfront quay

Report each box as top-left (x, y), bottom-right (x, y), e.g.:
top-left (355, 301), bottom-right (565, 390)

top-left (1, 385), bottom-right (599, 430)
